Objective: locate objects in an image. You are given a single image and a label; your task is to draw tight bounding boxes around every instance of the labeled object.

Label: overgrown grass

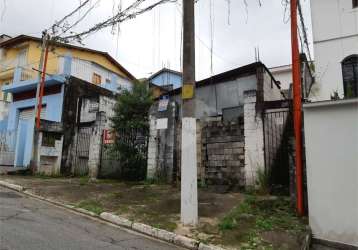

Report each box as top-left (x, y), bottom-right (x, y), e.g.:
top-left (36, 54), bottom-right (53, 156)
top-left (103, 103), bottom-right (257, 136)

top-left (77, 200), bottom-right (104, 215)
top-left (34, 173), bottom-right (63, 179)
top-left (256, 168), bottom-right (270, 195)
top-left (79, 176), bottom-right (90, 185)
top-left (219, 196), bottom-right (305, 232)
top-left (218, 195), bottom-right (306, 248)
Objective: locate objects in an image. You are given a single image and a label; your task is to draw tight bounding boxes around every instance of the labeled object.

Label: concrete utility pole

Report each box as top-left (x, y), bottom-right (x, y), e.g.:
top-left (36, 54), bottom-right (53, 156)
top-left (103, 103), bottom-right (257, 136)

top-left (181, 0), bottom-right (198, 226)
top-left (290, 0), bottom-right (304, 216)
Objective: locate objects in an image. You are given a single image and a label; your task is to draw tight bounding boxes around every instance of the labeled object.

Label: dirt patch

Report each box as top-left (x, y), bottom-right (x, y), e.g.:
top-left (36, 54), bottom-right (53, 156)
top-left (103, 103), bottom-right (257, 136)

top-left (1, 175), bottom-right (309, 249)
top-left (261, 231), bottom-right (302, 250)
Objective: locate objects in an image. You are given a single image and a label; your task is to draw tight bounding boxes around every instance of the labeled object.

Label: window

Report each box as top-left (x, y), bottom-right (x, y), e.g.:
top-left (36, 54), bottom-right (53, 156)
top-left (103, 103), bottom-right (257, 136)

top-left (2, 82), bottom-right (9, 101)
top-left (105, 78), bottom-right (111, 84)
top-left (42, 132), bottom-right (62, 147)
top-left (353, 0), bottom-right (358, 8)
top-left (92, 73), bottom-right (101, 85)
top-left (342, 55), bottom-right (358, 98)
top-left (16, 48), bottom-right (28, 67)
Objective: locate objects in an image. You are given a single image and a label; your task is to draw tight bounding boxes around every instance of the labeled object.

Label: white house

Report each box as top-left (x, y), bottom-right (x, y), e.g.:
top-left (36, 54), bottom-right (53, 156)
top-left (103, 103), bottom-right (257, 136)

top-left (304, 1), bottom-right (358, 247)
top-left (270, 64), bottom-right (292, 91)
top-left (310, 0), bottom-right (358, 100)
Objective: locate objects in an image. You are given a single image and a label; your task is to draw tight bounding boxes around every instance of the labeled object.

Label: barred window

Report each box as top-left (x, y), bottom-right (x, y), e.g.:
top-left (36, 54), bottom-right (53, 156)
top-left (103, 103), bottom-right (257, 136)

top-left (342, 55), bottom-right (358, 98)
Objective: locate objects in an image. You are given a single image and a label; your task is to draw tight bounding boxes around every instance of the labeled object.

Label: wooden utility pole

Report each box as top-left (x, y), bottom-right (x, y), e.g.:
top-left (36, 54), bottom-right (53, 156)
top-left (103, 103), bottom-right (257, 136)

top-left (290, 0), bottom-right (304, 216)
top-left (181, 0), bottom-right (198, 226)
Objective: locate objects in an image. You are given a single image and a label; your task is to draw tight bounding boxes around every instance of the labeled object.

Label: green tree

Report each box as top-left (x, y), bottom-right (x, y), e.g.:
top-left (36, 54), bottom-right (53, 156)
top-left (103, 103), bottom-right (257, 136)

top-left (111, 82), bottom-right (153, 130)
top-left (110, 82), bottom-right (153, 180)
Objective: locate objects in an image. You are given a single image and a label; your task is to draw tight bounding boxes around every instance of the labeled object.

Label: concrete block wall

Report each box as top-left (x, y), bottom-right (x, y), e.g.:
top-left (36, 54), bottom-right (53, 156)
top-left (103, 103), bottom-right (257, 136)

top-left (201, 119), bottom-right (245, 188)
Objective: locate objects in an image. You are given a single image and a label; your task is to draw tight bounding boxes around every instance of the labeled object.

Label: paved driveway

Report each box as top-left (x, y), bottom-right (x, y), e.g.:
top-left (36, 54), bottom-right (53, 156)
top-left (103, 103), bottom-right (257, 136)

top-left (0, 186), bottom-right (183, 250)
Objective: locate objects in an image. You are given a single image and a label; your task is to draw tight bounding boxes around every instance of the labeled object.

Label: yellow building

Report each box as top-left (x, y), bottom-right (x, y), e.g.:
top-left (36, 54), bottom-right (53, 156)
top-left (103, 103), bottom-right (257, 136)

top-left (0, 35), bottom-right (137, 171)
top-left (0, 34), bottom-right (136, 102)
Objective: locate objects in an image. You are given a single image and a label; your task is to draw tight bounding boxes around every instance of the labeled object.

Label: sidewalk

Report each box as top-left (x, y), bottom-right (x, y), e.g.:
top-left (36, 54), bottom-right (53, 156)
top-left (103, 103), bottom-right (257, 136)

top-left (0, 175), bottom-right (309, 249)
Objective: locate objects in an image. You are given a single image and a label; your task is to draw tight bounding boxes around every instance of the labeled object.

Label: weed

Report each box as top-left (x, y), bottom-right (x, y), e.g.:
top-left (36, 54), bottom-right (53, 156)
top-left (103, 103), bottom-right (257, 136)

top-left (151, 221), bottom-right (177, 231)
top-left (218, 200), bottom-right (252, 231)
top-left (256, 168), bottom-right (270, 195)
top-left (255, 216), bottom-right (273, 231)
top-left (77, 200), bottom-right (104, 215)
top-left (116, 205), bottom-right (130, 214)
top-left (218, 194), bottom-right (306, 244)
top-left (198, 179), bottom-right (208, 189)
top-left (219, 216), bottom-right (236, 230)
top-left (79, 176), bottom-right (89, 186)
top-left (34, 173), bottom-right (63, 179)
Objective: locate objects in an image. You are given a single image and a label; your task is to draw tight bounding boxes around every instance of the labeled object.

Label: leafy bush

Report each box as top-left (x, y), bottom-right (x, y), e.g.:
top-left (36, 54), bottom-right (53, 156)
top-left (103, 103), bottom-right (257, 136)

top-left (110, 82), bottom-right (153, 181)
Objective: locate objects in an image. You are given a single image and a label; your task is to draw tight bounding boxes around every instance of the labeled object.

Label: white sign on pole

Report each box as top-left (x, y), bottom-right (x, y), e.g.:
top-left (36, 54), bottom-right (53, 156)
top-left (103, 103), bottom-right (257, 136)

top-left (156, 118), bottom-right (168, 130)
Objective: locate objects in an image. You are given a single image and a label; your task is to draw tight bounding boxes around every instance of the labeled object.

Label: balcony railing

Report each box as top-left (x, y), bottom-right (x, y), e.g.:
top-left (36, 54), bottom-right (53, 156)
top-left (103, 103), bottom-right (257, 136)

top-left (1, 55), bottom-right (130, 93)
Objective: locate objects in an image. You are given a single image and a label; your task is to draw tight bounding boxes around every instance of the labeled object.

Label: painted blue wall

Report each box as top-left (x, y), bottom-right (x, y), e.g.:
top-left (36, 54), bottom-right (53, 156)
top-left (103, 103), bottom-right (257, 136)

top-left (7, 86), bottom-right (64, 131)
top-left (7, 84), bottom-right (64, 167)
top-left (151, 71), bottom-right (182, 89)
top-left (0, 119), bottom-right (8, 132)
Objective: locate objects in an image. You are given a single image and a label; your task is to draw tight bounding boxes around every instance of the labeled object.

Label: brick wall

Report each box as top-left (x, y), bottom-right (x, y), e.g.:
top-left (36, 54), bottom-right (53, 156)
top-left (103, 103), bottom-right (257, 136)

top-left (201, 119), bottom-right (245, 189)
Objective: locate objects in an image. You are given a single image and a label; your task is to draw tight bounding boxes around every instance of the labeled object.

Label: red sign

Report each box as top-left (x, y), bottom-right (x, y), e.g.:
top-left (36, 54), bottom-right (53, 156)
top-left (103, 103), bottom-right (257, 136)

top-left (103, 129), bottom-right (114, 144)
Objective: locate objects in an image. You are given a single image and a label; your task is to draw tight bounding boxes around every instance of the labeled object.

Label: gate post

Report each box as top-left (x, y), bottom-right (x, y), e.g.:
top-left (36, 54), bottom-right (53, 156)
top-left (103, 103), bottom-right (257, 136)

top-left (243, 90), bottom-right (265, 186)
top-left (147, 115), bottom-right (158, 180)
top-left (88, 112), bottom-right (105, 179)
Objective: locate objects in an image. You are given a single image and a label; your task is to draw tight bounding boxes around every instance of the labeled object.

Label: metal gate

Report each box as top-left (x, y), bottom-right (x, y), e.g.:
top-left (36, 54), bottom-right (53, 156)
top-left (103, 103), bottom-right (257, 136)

top-left (73, 127), bottom-right (91, 176)
top-left (99, 128), bottom-right (148, 180)
top-left (263, 109), bottom-right (293, 191)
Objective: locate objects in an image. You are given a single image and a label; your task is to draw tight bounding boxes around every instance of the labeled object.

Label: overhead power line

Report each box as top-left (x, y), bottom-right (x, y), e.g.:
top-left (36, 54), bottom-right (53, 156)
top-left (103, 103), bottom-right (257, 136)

top-left (50, 0), bottom-right (92, 35)
top-left (52, 0), bottom-right (177, 43)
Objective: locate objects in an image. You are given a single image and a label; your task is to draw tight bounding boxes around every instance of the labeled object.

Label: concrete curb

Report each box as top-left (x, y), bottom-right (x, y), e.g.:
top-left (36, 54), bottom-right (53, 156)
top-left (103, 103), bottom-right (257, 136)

top-left (301, 226), bottom-right (312, 250)
top-left (0, 180), bottom-right (227, 250)
top-left (0, 180), bottom-right (24, 191)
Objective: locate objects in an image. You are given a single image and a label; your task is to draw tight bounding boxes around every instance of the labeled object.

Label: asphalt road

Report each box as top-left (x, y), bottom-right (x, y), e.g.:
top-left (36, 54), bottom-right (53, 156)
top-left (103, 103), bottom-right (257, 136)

top-left (0, 186), bottom-right (184, 250)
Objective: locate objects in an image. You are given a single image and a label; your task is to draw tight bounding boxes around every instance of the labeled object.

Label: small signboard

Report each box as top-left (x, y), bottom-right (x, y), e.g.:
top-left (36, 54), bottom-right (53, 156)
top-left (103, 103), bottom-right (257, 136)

top-left (156, 118), bottom-right (168, 130)
top-left (158, 95), bottom-right (169, 112)
top-left (182, 84), bottom-right (194, 99)
top-left (103, 129), bottom-right (114, 144)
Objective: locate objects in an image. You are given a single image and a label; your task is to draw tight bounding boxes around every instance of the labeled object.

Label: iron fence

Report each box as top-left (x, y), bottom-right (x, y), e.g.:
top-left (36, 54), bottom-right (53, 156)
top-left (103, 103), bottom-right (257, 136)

top-left (263, 109), bottom-right (293, 192)
top-left (99, 128), bottom-right (148, 180)
top-left (73, 127), bottom-right (92, 176)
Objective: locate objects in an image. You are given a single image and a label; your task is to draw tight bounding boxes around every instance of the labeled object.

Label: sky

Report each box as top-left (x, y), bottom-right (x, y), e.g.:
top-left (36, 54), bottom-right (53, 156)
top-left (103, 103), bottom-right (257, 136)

top-left (0, 0), bottom-right (313, 80)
